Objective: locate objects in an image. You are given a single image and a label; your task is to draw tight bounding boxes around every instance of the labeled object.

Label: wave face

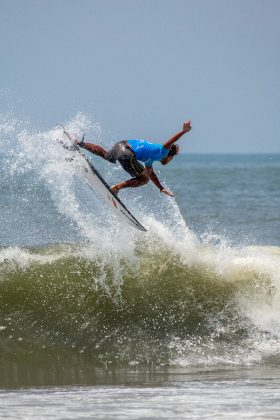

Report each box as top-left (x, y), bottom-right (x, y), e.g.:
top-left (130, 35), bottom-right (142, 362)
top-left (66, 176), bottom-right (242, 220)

top-left (0, 242), bottom-right (280, 368)
top-left (0, 113), bottom-right (280, 377)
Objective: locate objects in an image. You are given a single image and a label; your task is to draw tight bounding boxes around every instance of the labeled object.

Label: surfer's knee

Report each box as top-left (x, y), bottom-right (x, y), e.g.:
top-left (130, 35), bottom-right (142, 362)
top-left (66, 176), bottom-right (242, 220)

top-left (143, 167), bottom-right (154, 180)
top-left (137, 173), bottom-right (150, 185)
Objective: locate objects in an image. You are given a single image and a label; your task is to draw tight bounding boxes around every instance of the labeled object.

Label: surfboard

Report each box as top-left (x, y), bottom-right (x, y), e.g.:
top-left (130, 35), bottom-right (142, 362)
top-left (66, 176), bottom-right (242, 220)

top-left (59, 126), bottom-right (147, 232)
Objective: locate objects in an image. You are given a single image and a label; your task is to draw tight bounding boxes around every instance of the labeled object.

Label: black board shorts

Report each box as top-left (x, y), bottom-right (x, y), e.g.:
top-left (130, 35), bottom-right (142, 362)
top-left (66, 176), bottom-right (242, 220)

top-left (105, 141), bottom-right (145, 177)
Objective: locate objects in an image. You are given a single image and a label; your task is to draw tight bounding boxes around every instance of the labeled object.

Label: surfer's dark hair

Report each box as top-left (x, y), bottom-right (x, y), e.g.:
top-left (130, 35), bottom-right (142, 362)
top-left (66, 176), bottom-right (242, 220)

top-left (168, 144), bottom-right (179, 157)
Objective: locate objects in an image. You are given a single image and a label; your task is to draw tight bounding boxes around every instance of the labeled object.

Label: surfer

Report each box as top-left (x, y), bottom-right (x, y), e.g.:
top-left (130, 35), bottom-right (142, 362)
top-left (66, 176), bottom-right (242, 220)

top-left (76, 120), bottom-right (192, 196)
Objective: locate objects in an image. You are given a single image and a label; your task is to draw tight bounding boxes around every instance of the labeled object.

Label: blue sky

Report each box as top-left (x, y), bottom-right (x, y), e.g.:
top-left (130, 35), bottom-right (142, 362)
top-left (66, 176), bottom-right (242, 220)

top-left (0, 0), bottom-right (279, 153)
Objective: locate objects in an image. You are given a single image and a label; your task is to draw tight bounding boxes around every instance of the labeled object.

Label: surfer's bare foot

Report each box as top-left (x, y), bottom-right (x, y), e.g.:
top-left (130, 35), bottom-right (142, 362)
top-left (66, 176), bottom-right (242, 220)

top-left (111, 185), bottom-right (120, 196)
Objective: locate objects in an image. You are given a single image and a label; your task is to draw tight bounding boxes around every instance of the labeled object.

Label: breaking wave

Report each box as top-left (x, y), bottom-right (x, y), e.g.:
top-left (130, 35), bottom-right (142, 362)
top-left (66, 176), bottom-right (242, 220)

top-left (0, 241), bottom-right (279, 367)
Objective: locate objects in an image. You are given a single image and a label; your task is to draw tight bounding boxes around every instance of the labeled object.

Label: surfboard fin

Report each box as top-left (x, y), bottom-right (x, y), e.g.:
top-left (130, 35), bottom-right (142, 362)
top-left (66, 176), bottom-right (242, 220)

top-left (80, 133), bottom-right (85, 145)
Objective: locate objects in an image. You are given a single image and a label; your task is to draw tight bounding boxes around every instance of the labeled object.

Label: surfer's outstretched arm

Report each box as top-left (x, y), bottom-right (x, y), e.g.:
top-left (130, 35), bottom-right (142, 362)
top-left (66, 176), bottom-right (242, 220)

top-left (77, 142), bottom-right (109, 160)
top-left (163, 120), bottom-right (192, 150)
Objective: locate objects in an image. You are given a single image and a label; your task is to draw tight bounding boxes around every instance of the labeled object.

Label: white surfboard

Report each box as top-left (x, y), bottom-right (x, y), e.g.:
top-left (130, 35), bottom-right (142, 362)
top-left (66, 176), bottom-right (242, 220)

top-left (60, 127), bottom-right (146, 232)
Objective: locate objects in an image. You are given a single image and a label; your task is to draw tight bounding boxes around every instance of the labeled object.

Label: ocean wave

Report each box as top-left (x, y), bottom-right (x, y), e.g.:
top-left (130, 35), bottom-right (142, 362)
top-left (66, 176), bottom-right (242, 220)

top-left (0, 241), bottom-right (279, 367)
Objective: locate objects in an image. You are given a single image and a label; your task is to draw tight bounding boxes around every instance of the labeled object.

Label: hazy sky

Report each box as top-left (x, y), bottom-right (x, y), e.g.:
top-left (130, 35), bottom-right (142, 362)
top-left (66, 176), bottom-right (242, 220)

top-left (0, 0), bottom-right (279, 153)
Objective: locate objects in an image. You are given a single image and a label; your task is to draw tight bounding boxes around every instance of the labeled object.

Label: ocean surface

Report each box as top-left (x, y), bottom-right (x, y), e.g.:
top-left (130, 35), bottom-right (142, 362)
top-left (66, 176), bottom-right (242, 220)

top-left (0, 114), bottom-right (280, 418)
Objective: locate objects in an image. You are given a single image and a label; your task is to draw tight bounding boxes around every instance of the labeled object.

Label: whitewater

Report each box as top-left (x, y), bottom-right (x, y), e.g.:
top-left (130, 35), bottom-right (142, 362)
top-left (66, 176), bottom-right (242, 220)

top-left (0, 113), bottom-right (280, 418)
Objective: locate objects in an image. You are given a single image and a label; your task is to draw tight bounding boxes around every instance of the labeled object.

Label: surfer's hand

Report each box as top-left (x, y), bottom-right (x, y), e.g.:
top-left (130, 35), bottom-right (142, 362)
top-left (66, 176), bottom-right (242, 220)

top-left (183, 120), bottom-right (192, 133)
top-left (160, 188), bottom-right (174, 197)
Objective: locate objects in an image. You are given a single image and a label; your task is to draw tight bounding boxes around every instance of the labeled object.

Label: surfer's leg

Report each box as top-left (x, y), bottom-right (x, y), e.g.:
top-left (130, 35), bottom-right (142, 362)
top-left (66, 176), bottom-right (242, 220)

top-left (118, 150), bottom-right (145, 177)
top-left (111, 173), bottom-right (149, 194)
top-left (80, 141), bottom-right (126, 163)
top-left (79, 143), bottom-right (109, 159)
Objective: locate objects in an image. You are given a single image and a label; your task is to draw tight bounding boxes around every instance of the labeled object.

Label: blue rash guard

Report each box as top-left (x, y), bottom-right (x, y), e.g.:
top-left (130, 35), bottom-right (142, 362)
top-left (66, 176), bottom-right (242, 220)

top-left (127, 140), bottom-right (169, 167)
